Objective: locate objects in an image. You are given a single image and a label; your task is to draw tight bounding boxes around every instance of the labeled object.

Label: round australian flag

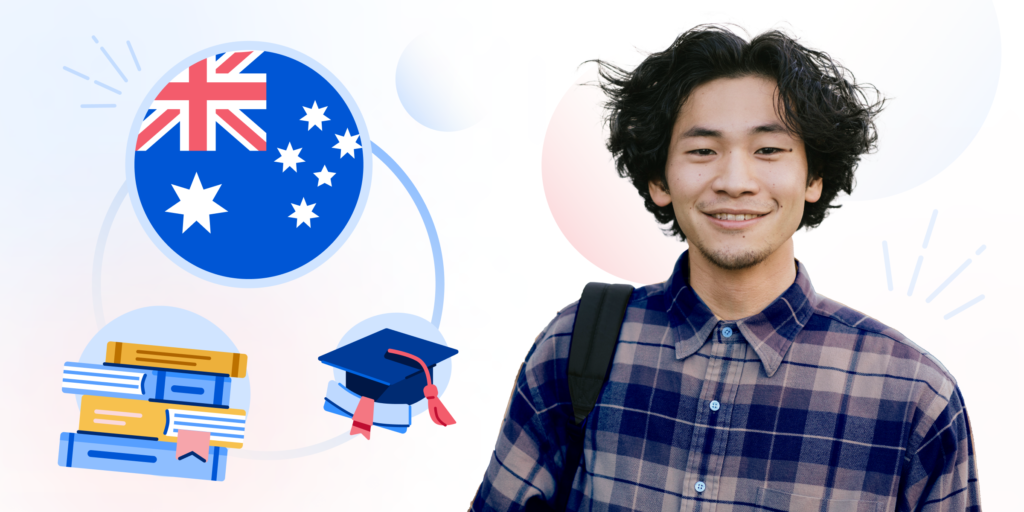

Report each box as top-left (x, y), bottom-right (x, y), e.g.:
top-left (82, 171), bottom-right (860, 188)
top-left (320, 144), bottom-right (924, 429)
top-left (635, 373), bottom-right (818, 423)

top-left (132, 48), bottom-right (368, 282)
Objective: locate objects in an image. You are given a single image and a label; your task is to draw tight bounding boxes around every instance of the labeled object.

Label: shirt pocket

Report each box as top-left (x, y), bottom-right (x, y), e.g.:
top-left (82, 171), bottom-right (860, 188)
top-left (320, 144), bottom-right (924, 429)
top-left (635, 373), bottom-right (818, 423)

top-left (755, 487), bottom-right (883, 512)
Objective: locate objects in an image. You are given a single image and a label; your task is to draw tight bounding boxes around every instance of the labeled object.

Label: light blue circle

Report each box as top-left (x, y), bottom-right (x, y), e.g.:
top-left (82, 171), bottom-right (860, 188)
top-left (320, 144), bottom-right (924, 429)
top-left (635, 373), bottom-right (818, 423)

top-left (695, 481), bottom-right (706, 493)
top-left (722, 326), bottom-right (733, 338)
top-left (710, 400), bottom-right (720, 412)
top-left (849, 0), bottom-right (1000, 199)
top-left (395, 34), bottom-right (482, 132)
top-left (76, 306), bottom-right (250, 411)
top-left (332, 313), bottom-right (453, 418)
top-left (124, 42), bottom-right (372, 288)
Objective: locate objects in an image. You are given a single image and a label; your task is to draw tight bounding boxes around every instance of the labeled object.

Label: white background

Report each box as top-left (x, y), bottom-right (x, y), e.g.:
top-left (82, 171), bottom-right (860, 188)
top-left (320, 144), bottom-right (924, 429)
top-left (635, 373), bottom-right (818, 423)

top-left (1, 0), bottom-right (1021, 509)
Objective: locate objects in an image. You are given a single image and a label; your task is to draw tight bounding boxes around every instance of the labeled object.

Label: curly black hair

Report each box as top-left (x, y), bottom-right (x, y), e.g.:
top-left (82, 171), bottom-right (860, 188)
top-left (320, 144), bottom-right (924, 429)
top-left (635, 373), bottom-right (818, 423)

top-left (593, 25), bottom-right (885, 240)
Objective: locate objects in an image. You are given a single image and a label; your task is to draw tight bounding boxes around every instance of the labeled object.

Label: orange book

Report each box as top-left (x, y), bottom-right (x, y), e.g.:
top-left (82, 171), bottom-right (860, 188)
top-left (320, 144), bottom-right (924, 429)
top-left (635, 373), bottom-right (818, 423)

top-left (105, 342), bottom-right (247, 378)
top-left (79, 395), bottom-right (246, 449)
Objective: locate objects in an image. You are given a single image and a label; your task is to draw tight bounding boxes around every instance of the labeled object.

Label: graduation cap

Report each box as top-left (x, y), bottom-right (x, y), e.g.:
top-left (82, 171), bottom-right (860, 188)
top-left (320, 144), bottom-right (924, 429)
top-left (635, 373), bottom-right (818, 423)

top-left (318, 328), bottom-right (458, 439)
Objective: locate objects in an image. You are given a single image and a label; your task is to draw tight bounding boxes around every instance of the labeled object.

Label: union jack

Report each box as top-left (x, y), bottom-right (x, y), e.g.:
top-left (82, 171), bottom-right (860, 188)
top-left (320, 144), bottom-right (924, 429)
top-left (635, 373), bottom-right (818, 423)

top-left (136, 51), bottom-right (267, 151)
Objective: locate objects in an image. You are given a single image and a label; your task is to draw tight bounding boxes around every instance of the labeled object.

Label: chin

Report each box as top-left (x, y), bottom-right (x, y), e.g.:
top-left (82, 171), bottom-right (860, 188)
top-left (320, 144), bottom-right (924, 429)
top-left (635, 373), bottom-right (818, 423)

top-left (693, 243), bottom-right (774, 271)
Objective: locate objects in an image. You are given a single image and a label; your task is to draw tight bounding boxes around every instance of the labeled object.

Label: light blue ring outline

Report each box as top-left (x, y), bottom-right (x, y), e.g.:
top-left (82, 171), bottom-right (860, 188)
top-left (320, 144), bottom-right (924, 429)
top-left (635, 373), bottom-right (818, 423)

top-left (91, 145), bottom-right (444, 459)
top-left (124, 42), bottom-right (373, 288)
top-left (93, 144), bottom-right (444, 330)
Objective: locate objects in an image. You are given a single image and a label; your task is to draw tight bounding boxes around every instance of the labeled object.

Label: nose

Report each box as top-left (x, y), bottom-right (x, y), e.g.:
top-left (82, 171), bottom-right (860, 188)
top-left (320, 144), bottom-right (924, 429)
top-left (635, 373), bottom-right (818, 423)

top-left (712, 150), bottom-right (760, 197)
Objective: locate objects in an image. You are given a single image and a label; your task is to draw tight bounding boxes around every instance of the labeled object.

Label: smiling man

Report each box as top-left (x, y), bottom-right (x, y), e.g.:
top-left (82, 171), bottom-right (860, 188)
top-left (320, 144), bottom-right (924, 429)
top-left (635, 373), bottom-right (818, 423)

top-left (473, 26), bottom-right (980, 512)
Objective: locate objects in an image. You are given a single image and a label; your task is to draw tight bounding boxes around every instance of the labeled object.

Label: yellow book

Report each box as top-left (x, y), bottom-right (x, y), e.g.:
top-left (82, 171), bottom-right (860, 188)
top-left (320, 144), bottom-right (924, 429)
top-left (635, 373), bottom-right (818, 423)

top-left (105, 342), bottom-right (247, 378)
top-left (80, 396), bottom-right (246, 449)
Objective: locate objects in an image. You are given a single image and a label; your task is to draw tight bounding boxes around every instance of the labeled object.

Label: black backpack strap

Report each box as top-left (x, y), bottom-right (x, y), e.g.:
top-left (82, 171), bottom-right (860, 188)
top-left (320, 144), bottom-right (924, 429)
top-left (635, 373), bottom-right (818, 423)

top-left (550, 282), bottom-right (633, 510)
top-left (567, 283), bottom-right (634, 425)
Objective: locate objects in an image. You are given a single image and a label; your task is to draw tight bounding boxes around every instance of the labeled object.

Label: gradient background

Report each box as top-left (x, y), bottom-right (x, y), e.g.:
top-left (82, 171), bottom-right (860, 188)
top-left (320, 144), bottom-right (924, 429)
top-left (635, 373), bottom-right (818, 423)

top-left (1, 0), bottom-right (1021, 509)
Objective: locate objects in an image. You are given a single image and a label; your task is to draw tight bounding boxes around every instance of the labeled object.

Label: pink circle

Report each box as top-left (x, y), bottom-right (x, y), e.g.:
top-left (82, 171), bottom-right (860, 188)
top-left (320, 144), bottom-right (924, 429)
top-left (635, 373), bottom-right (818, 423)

top-left (542, 73), bottom-right (683, 285)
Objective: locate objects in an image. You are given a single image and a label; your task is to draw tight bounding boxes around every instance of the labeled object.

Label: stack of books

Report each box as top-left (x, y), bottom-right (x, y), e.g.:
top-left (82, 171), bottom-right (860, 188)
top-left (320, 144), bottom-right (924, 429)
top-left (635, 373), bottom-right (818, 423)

top-left (59, 342), bottom-right (248, 481)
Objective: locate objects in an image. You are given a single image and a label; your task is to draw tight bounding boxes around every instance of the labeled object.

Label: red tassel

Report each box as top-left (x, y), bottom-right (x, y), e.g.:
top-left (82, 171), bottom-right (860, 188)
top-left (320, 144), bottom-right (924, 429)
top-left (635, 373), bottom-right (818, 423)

top-left (387, 348), bottom-right (456, 427)
top-left (351, 396), bottom-right (374, 440)
top-left (423, 384), bottom-right (456, 426)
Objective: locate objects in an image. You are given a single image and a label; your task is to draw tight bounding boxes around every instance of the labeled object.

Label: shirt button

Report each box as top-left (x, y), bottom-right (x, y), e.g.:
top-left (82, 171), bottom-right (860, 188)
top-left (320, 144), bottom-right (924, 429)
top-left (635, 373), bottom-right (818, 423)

top-left (695, 481), bottom-right (706, 493)
top-left (710, 400), bottom-right (721, 412)
top-left (722, 326), bottom-right (733, 338)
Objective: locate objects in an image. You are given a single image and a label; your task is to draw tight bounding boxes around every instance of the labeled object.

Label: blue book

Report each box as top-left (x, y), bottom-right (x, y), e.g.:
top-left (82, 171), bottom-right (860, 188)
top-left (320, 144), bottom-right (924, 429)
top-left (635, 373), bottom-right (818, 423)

top-left (62, 362), bottom-right (232, 407)
top-left (58, 432), bottom-right (227, 481)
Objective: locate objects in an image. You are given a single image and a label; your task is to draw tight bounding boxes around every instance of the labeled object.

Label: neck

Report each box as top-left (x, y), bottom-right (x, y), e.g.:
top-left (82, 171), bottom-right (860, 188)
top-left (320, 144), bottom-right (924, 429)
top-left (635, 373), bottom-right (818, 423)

top-left (687, 239), bottom-right (797, 321)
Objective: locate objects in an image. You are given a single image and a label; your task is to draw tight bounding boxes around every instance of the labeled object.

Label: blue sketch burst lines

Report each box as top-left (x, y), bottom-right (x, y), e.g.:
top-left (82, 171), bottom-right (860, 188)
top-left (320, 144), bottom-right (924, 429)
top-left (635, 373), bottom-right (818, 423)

top-left (94, 80), bottom-right (122, 95)
top-left (63, 66), bottom-right (89, 80)
top-left (944, 295), bottom-right (985, 320)
top-left (63, 36), bottom-right (141, 108)
top-left (127, 41), bottom-right (142, 71)
top-left (882, 209), bottom-right (986, 320)
top-left (882, 241), bottom-right (893, 291)
top-left (907, 255), bottom-right (924, 296)
top-left (925, 258), bottom-right (972, 303)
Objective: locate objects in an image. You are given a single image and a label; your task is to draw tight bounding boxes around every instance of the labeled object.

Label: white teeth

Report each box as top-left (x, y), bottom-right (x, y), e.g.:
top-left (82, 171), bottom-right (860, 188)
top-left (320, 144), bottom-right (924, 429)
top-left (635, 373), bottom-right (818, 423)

top-left (711, 213), bottom-right (763, 221)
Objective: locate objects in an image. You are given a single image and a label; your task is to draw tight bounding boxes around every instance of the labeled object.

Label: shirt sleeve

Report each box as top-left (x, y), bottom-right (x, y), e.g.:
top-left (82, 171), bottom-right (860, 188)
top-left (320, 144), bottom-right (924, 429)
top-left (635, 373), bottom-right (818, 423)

top-left (472, 313), bottom-right (578, 512)
top-left (898, 385), bottom-right (982, 511)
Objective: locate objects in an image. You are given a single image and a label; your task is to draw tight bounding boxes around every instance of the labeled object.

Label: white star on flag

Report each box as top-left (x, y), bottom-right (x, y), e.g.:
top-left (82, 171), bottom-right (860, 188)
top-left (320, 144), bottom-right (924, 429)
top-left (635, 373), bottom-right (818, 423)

top-left (289, 198), bottom-right (318, 227)
top-left (333, 129), bottom-right (361, 159)
top-left (275, 142), bottom-right (304, 172)
top-left (300, 101), bottom-right (330, 130)
top-left (314, 165), bottom-right (336, 187)
top-left (166, 173), bottom-right (227, 233)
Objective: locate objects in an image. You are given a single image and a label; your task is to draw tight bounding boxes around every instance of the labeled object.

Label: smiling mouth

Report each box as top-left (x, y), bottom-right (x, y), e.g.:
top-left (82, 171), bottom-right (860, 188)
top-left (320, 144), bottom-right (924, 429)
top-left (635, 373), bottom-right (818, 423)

top-left (707, 213), bottom-right (767, 221)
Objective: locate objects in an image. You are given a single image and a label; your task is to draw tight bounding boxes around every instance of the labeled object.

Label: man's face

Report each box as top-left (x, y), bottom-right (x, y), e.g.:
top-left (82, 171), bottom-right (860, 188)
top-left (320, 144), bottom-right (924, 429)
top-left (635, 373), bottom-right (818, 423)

top-left (651, 75), bottom-right (823, 270)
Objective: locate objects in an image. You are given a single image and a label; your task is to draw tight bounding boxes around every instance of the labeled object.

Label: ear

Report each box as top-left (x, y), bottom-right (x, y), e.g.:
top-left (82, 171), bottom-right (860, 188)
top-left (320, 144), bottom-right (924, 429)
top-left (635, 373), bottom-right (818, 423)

top-left (805, 176), bottom-right (823, 203)
top-left (649, 178), bottom-right (672, 207)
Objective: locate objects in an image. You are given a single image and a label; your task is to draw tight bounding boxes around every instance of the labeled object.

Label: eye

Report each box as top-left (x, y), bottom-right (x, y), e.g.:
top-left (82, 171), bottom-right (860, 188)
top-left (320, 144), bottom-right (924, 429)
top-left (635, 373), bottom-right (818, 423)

top-left (755, 147), bottom-right (785, 155)
top-left (688, 148), bottom-right (716, 156)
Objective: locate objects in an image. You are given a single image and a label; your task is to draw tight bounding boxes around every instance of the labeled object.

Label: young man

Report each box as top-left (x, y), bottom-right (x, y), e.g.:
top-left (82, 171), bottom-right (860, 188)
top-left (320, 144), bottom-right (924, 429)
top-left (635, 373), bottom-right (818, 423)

top-left (472, 26), bottom-right (981, 511)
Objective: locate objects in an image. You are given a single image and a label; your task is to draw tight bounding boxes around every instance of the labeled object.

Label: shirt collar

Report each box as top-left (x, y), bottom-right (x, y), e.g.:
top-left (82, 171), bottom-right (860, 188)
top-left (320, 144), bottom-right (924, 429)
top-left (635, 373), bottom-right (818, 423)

top-left (665, 251), bottom-right (817, 377)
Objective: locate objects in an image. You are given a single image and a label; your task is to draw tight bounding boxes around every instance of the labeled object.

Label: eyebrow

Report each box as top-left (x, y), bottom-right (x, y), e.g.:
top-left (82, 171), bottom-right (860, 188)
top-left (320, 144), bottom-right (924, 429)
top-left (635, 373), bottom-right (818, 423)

top-left (680, 123), bottom-right (788, 138)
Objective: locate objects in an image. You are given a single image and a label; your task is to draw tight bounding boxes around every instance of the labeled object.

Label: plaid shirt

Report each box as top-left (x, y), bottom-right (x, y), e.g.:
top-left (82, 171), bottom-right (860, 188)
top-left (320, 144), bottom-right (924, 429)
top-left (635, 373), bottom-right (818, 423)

top-left (473, 252), bottom-right (980, 511)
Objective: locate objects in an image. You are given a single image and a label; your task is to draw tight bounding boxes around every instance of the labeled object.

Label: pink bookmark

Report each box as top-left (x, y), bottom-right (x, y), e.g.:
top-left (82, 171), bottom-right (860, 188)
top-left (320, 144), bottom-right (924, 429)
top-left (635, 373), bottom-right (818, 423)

top-left (176, 430), bottom-right (211, 462)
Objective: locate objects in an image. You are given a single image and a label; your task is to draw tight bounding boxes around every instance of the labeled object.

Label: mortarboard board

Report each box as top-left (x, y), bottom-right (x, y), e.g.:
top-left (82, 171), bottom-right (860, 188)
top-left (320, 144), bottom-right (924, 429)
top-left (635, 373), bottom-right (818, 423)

top-left (318, 328), bottom-right (458, 439)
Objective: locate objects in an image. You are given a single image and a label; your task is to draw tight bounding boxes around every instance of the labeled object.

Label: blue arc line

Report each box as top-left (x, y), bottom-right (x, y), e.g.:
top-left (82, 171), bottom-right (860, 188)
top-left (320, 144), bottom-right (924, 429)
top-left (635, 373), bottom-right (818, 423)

top-left (372, 144), bottom-right (445, 328)
top-left (907, 255), bottom-right (923, 296)
top-left (94, 80), bottom-right (122, 95)
top-left (99, 46), bottom-right (128, 82)
top-left (925, 259), bottom-right (971, 303)
top-left (975, 245), bottom-right (986, 255)
top-left (81, 104), bottom-right (116, 108)
top-left (89, 152), bottom-right (439, 458)
top-left (63, 66), bottom-right (89, 80)
top-left (922, 209), bottom-right (938, 249)
top-left (92, 182), bottom-right (128, 327)
top-left (91, 35), bottom-right (99, 43)
top-left (944, 295), bottom-right (985, 320)
top-left (126, 40), bottom-right (141, 71)
top-left (882, 241), bottom-right (893, 291)
top-left (235, 433), bottom-right (353, 460)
